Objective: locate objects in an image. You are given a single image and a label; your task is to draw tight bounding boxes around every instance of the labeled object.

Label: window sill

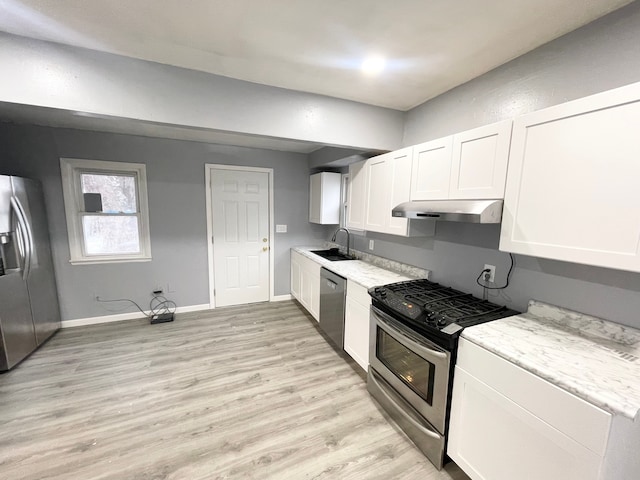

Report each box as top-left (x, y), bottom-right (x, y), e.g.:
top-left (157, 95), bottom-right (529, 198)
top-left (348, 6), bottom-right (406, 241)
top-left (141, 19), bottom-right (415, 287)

top-left (69, 256), bottom-right (152, 266)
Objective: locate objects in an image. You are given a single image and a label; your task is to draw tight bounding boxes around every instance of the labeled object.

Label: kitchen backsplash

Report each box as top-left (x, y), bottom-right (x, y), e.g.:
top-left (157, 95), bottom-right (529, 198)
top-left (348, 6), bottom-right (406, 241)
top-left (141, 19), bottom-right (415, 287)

top-left (325, 241), bottom-right (430, 279)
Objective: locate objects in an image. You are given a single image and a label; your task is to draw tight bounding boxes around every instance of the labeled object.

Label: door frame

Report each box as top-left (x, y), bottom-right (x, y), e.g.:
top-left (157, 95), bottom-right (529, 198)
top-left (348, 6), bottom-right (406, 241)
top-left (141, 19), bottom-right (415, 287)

top-left (205, 164), bottom-right (275, 309)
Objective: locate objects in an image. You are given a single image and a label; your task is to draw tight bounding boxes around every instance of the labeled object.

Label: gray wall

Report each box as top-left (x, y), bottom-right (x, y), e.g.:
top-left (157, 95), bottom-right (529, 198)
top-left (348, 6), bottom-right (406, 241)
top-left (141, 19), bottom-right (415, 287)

top-left (404, 1), bottom-right (640, 144)
top-left (0, 32), bottom-right (404, 151)
top-left (0, 124), bottom-right (330, 321)
top-left (351, 2), bottom-right (640, 328)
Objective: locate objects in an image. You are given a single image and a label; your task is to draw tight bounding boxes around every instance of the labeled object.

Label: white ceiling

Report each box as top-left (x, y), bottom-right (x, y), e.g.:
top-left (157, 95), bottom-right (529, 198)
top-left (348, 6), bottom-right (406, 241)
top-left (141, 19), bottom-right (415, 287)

top-left (0, 0), bottom-right (633, 111)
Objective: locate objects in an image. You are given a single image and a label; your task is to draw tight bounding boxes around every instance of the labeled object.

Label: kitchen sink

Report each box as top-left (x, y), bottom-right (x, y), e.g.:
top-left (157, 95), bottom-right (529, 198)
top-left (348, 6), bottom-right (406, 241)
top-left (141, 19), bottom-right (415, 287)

top-left (310, 248), bottom-right (355, 261)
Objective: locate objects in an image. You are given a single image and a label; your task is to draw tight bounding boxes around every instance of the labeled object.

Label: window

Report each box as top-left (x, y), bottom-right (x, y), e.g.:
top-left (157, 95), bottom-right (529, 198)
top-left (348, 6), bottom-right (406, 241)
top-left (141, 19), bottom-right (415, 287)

top-left (60, 158), bottom-right (152, 264)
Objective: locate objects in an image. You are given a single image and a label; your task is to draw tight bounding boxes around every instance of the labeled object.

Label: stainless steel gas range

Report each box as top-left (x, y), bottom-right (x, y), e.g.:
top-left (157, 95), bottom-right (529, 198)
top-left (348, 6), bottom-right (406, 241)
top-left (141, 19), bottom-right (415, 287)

top-left (367, 278), bottom-right (518, 469)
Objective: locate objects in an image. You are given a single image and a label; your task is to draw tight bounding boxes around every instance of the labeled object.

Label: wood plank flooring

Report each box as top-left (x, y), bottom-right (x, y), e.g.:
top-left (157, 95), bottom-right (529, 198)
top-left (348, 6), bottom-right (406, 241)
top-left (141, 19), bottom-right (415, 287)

top-left (0, 301), bottom-right (470, 480)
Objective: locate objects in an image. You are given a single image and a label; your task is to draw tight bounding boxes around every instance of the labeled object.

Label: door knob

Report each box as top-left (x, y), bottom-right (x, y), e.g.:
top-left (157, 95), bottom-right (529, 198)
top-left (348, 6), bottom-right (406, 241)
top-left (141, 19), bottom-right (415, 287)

top-left (263, 246), bottom-right (269, 252)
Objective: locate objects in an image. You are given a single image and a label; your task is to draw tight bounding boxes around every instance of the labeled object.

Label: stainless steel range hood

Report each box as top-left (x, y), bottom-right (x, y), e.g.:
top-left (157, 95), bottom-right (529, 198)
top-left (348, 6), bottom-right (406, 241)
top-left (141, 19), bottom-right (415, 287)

top-left (392, 199), bottom-right (503, 224)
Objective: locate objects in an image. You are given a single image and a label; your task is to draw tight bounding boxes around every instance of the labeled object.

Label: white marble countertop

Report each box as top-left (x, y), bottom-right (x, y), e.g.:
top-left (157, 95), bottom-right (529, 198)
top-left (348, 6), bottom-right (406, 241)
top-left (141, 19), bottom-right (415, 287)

top-left (462, 300), bottom-right (640, 420)
top-left (292, 246), bottom-right (427, 289)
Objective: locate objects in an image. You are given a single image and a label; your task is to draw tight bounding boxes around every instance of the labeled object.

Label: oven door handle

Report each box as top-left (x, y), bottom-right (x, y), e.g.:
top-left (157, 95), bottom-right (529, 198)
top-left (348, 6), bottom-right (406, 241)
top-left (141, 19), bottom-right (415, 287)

top-left (373, 307), bottom-right (448, 360)
top-left (369, 368), bottom-right (442, 440)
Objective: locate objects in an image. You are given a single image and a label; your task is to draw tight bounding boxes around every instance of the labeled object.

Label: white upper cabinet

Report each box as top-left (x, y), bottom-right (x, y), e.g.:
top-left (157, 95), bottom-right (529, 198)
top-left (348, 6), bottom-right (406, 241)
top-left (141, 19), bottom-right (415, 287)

top-left (410, 120), bottom-right (513, 201)
top-left (499, 82), bottom-right (640, 273)
top-left (364, 153), bottom-right (389, 232)
top-left (309, 172), bottom-right (341, 224)
top-left (449, 120), bottom-right (513, 199)
top-left (364, 148), bottom-right (435, 237)
top-left (410, 136), bottom-right (453, 200)
top-left (346, 160), bottom-right (367, 231)
top-left (386, 147), bottom-right (414, 236)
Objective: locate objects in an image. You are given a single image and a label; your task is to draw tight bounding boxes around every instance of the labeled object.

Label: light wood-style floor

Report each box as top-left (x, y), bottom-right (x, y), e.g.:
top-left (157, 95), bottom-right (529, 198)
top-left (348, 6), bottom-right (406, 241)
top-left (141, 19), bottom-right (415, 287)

top-left (1, 301), bottom-right (470, 480)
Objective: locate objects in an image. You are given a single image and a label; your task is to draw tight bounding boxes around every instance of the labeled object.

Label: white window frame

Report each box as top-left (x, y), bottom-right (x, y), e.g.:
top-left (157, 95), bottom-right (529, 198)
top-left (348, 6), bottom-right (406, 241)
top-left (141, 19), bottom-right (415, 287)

top-left (60, 158), bottom-right (152, 265)
top-left (340, 173), bottom-right (349, 228)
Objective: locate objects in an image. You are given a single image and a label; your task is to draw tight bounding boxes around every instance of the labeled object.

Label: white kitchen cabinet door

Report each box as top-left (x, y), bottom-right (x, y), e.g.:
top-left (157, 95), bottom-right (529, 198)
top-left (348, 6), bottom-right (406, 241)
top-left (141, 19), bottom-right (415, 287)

top-left (386, 147), bottom-right (413, 236)
top-left (449, 120), bottom-right (512, 199)
top-left (499, 82), bottom-right (640, 273)
top-left (290, 253), bottom-right (301, 301)
top-left (346, 160), bottom-right (367, 231)
top-left (364, 149), bottom-right (433, 236)
top-left (448, 366), bottom-right (603, 480)
top-left (300, 267), bottom-right (320, 321)
top-left (344, 281), bottom-right (372, 371)
top-left (290, 251), bottom-right (321, 321)
top-left (309, 172), bottom-right (341, 224)
top-left (410, 136), bottom-right (454, 201)
top-left (364, 153), bottom-right (389, 233)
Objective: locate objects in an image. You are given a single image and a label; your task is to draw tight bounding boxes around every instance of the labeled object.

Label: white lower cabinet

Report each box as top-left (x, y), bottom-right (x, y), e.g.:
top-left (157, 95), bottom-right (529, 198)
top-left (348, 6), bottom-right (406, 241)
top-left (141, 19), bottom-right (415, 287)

top-left (448, 338), bottom-right (612, 480)
top-left (290, 251), bottom-right (321, 321)
top-left (344, 281), bottom-right (371, 371)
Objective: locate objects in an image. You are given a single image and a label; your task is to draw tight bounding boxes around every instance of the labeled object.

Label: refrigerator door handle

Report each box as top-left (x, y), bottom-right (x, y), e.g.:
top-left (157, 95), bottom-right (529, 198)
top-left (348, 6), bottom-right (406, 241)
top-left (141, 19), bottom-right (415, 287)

top-left (10, 196), bottom-right (32, 280)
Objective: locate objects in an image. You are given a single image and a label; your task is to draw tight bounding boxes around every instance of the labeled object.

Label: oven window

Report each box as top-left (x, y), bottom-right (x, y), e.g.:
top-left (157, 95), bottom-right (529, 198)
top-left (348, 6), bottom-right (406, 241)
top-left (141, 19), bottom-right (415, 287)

top-left (377, 327), bottom-right (435, 405)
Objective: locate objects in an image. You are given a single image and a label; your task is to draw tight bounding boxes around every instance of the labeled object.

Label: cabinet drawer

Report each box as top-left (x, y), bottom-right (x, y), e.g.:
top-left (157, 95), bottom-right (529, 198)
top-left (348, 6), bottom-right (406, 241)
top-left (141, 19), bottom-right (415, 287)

top-left (457, 338), bottom-right (611, 456)
top-left (346, 280), bottom-right (371, 306)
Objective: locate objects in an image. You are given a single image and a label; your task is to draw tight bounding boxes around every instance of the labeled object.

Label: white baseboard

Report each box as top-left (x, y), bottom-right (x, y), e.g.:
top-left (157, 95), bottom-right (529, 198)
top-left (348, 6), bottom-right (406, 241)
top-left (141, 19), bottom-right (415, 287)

top-left (60, 303), bottom-right (211, 328)
top-left (271, 294), bottom-right (292, 302)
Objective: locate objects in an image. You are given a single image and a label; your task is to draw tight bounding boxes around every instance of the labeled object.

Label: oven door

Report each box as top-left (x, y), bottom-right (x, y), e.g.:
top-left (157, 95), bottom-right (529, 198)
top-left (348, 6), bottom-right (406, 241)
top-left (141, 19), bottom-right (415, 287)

top-left (369, 305), bottom-right (451, 434)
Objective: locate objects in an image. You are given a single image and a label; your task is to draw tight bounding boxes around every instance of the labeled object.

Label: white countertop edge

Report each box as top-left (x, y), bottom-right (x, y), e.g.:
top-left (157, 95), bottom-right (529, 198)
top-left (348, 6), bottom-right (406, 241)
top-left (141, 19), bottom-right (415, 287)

top-left (462, 314), bottom-right (640, 421)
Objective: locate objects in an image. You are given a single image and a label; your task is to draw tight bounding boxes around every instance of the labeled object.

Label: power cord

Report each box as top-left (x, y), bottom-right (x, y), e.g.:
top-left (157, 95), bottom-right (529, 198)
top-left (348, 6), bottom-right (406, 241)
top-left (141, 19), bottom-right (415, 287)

top-left (96, 292), bottom-right (177, 319)
top-left (476, 253), bottom-right (515, 291)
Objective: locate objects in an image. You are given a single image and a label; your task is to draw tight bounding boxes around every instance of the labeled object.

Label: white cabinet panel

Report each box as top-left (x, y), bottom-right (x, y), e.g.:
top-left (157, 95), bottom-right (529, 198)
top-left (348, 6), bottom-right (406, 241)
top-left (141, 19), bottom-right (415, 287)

top-left (346, 160), bottom-right (367, 231)
top-left (410, 137), bottom-right (453, 200)
top-left (386, 148), bottom-right (412, 236)
top-left (290, 251), bottom-right (321, 321)
top-left (449, 120), bottom-right (512, 199)
top-left (364, 154), bottom-right (389, 232)
top-left (448, 338), bottom-right (615, 480)
top-left (500, 82), bottom-right (640, 272)
top-left (309, 172), bottom-right (341, 224)
top-left (449, 367), bottom-right (603, 480)
top-left (290, 253), bottom-right (301, 299)
top-left (344, 281), bottom-right (371, 371)
top-left (410, 121), bottom-right (512, 202)
top-left (364, 149), bottom-right (434, 237)
top-left (457, 338), bottom-right (611, 456)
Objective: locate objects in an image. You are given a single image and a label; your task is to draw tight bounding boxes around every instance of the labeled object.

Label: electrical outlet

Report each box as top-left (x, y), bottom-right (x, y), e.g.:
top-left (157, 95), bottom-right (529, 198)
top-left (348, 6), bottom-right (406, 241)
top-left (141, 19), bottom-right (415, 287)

top-left (166, 283), bottom-right (175, 294)
top-left (483, 264), bottom-right (496, 283)
top-left (369, 240), bottom-right (375, 250)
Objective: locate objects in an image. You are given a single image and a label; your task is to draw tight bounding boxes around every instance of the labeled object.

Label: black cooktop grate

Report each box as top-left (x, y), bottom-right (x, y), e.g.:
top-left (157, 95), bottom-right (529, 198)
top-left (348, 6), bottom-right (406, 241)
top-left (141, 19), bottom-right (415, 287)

top-left (369, 278), bottom-right (518, 342)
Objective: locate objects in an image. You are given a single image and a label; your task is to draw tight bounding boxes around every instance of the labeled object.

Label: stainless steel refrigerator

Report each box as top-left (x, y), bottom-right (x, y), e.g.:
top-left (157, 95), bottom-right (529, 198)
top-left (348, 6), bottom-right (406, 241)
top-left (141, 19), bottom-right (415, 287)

top-left (0, 175), bottom-right (61, 371)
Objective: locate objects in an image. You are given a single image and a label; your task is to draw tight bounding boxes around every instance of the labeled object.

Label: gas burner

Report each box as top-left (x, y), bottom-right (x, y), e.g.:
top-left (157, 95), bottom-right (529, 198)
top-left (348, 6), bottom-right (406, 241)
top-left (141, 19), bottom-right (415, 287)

top-left (368, 278), bottom-right (518, 343)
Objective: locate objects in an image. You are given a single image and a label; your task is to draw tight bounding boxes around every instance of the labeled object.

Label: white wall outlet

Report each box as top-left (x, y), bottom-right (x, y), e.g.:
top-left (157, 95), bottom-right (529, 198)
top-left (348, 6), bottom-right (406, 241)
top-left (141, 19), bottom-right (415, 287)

top-left (483, 264), bottom-right (496, 283)
top-left (369, 239), bottom-right (375, 250)
top-left (276, 224), bottom-right (287, 233)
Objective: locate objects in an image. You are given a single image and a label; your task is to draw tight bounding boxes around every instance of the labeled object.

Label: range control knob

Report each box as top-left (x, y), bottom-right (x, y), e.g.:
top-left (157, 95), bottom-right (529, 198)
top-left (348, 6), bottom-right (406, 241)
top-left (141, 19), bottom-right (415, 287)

top-left (437, 316), bottom-right (447, 327)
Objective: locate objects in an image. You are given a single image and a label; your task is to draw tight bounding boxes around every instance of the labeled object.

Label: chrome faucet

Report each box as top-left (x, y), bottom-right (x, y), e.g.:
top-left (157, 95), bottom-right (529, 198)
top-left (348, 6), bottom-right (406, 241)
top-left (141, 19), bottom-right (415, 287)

top-left (331, 227), bottom-right (351, 258)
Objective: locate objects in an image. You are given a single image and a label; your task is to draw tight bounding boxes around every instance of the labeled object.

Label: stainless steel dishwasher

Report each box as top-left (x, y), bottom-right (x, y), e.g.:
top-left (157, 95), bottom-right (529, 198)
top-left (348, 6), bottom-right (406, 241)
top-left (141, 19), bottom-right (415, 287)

top-left (319, 267), bottom-right (347, 348)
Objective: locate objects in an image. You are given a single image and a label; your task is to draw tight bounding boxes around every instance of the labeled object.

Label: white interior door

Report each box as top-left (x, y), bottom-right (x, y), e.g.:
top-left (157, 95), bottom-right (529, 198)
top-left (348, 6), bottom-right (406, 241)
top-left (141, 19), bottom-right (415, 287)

top-left (211, 168), bottom-right (270, 307)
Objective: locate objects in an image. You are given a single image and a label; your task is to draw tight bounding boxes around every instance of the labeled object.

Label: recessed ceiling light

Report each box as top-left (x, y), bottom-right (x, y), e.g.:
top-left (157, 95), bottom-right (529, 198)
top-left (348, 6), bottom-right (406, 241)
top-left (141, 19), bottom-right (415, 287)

top-left (361, 55), bottom-right (386, 75)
